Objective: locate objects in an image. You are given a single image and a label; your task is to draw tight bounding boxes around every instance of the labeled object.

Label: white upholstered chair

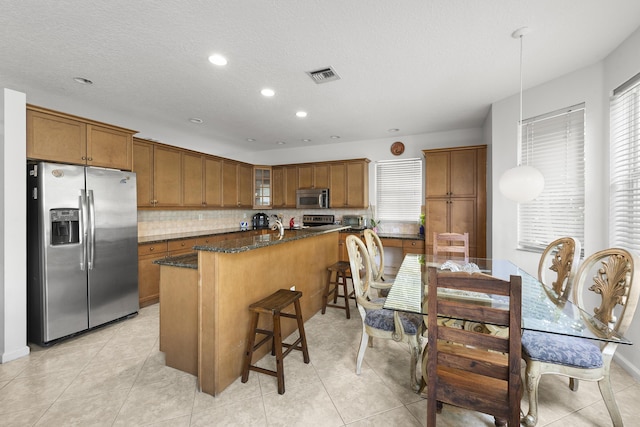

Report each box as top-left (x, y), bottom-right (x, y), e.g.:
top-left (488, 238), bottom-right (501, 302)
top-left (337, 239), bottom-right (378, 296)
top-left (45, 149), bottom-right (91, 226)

top-left (522, 248), bottom-right (640, 427)
top-left (363, 229), bottom-right (393, 297)
top-left (345, 234), bottom-right (423, 392)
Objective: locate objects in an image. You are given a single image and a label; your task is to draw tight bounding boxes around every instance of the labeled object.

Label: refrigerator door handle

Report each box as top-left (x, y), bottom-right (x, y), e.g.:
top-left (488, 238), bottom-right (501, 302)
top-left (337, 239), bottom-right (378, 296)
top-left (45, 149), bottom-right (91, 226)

top-left (80, 190), bottom-right (88, 271)
top-left (88, 189), bottom-right (96, 270)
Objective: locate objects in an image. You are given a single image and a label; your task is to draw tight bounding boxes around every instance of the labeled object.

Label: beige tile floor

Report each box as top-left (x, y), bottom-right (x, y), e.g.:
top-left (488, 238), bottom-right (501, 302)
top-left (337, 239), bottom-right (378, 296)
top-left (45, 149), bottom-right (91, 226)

top-left (1, 301), bottom-right (639, 426)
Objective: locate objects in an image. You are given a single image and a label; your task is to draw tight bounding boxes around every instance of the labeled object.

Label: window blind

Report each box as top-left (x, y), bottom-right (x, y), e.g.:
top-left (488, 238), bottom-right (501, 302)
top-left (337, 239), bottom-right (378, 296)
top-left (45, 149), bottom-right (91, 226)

top-left (610, 73), bottom-right (640, 254)
top-left (518, 104), bottom-right (585, 252)
top-left (375, 158), bottom-right (422, 222)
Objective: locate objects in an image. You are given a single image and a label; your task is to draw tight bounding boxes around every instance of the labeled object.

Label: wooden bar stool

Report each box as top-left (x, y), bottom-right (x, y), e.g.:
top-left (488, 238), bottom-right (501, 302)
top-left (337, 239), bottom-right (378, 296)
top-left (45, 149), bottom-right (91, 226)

top-left (322, 261), bottom-right (353, 319)
top-left (241, 289), bottom-right (310, 394)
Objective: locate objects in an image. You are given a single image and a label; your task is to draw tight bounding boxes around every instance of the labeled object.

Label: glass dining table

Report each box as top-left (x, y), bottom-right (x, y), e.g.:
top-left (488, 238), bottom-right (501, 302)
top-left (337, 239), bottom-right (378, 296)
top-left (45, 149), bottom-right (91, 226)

top-left (383, 253), bottom-right (631, 344)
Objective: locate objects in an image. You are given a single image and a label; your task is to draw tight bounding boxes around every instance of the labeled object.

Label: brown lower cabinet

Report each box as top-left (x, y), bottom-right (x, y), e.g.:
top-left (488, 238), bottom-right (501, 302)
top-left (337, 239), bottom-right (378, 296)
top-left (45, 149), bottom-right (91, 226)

top-left (137, 231), bottom-right (265, 307)
top-left (138, 241), bottom-right (168, 307)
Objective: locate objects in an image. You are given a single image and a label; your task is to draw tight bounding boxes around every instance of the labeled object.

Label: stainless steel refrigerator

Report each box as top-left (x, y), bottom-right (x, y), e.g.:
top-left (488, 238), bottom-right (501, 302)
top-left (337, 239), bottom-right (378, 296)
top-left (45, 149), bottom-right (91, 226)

top-left (27, 161), bottom-right (139, 345)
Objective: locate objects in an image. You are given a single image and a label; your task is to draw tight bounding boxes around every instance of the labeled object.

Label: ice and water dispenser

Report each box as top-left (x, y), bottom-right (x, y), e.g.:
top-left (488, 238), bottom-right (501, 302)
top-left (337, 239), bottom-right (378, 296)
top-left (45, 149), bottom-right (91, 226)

top-left (50, 209), bottom-right (80, 245)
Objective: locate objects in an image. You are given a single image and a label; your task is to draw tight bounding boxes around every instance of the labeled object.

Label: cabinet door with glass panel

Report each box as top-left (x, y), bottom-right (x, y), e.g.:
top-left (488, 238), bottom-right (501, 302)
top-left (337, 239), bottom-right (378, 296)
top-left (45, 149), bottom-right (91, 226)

top-left (253, 166), bottom-right (272, 209)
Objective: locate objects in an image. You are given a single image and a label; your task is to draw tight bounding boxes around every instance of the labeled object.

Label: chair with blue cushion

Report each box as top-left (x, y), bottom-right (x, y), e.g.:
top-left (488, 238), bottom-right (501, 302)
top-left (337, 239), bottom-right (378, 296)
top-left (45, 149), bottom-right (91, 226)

top-left (522, 248), bottom-right (640, 427)
top-left (345, 234), bottom-right (423, 392)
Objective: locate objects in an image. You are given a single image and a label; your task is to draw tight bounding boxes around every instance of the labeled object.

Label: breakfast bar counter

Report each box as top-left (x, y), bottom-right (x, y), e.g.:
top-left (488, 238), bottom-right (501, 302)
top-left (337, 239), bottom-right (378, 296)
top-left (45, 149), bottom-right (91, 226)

top-left (155, 225), bottom-right (347, 396)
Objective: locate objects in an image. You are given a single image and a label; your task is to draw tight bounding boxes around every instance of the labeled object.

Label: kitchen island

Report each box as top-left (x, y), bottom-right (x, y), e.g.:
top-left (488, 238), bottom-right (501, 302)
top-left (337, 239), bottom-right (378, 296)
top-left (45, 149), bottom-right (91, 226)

top-left (155, 225), bottom-right (348, 396)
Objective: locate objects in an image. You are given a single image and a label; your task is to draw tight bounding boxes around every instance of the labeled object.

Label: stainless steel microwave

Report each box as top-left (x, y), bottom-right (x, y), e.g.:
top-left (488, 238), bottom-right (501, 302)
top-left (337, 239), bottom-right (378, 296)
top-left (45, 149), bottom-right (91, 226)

top-left (296, 188), bottom-right (329, 209)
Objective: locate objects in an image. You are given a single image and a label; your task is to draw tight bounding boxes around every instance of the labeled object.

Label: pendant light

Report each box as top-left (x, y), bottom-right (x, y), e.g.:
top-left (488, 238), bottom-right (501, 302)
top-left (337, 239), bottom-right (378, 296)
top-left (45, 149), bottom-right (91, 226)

top-left (499, 27), bottom-right (545, 203)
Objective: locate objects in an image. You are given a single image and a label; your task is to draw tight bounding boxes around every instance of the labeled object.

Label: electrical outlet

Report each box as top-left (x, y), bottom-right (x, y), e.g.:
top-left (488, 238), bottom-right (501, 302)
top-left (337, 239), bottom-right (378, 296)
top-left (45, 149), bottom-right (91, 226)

top-left (290, 285), bottom-right (295, 291)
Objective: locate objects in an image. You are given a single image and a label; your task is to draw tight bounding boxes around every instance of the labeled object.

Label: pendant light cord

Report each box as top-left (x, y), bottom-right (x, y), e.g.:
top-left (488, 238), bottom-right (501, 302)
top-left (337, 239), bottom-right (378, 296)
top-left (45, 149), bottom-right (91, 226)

top-left (518, 33), bottom-right (524, 165)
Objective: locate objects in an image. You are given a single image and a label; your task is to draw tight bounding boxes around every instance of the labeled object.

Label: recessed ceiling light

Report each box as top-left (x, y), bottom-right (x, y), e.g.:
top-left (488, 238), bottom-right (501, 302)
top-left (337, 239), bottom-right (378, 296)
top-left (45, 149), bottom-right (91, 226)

top-left (246, 138), bottom-right (256, 142)
top-left (208, 54), bottom-right (228, 66)
top-left (302, 139), bottom-right (312, 142)
top-left (296, 111), bottom-right (308, 118)
top-left (276, 141), bottom-right (286, 145)
top-left (189, 118), bottom-right (203, 124)
top-left (387, 128), bottom-right (400, 132)
top-left (73, 77), bottom-right (93, 85)
top-left (261, 88), bottom-right (275, 97)
top-left (330, 135), bottom-right (341, 139)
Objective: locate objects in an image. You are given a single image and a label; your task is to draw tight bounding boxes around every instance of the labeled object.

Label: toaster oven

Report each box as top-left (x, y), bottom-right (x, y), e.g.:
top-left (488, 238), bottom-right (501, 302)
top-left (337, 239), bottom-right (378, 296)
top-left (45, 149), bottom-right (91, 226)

top-left (342, 215), bottom-right (368, 230)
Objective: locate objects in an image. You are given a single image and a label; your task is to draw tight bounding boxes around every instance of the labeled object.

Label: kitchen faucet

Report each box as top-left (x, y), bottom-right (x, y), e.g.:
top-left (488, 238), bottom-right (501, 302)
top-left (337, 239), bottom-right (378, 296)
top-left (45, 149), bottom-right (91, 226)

top-left (271, 215), bottom-right (284, 238)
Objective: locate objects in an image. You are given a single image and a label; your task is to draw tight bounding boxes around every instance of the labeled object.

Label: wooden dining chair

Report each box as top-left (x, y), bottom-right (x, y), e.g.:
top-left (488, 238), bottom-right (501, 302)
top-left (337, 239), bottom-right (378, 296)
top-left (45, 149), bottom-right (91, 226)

top-left (521, 248), bottom-right (640, 427)
top-left (363, 229), bottom-right (393, 297)
top-left (538, 237), bottom-right (582, 301)
top-left (433, 232), bottom-right (469, 261)
top-left (426, 267), bottom-right (522, 427)
top-left (346, 234), bottom-right (423, 392)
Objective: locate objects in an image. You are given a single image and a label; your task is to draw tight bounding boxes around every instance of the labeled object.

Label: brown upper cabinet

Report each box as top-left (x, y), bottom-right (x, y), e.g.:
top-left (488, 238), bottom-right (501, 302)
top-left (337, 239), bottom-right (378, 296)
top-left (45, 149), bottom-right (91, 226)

top-left (131, 139), bottom-right (184, 208)
top-left (423, 145), bottom-right (486, 258)
top-left (298, 163), bottom-right (330, 189)
top-left (133, 138), bottom-right (228, 209)
top-left (273, 159), bottom-right (369, 209)
top-left (221, 159), bottom-right (253, 208)
top-left (132, 138), bottom-right (369, 211)
top-left (272, 165), bottom-right (298, 208)
top-left (27, 105), bottom-right (136, 170)
top-left (182, 152), bottom-right (204, 207)
top-left (329, 159), bottom-right (370, 208)
top-left (204, 156), bottom-right (223, 207)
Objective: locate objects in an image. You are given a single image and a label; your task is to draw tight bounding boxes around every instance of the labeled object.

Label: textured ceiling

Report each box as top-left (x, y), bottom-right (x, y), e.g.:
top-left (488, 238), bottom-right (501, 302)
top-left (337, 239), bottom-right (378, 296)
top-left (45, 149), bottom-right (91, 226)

top-left (2, 1), bottom-right (640, 155)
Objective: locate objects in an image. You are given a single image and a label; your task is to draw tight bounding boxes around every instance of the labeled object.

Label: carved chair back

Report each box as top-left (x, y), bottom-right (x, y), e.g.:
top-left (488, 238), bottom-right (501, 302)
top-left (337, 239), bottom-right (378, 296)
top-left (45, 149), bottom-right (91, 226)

top-left (538, 237), bottom-right (582, 301)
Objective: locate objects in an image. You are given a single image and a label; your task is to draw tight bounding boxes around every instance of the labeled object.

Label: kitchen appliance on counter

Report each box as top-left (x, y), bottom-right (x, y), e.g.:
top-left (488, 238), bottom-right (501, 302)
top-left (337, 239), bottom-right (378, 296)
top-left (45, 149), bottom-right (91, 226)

top-left (296, 188), bottom-right (329, 209)
top-left (342, 215), bottom-right (368, 230)
top-left (252, 212), bottom-right (270, 229)
top-left (27, 162), bottom-right (139, 346)
top-left (302, 214), bottom-right (335, 227)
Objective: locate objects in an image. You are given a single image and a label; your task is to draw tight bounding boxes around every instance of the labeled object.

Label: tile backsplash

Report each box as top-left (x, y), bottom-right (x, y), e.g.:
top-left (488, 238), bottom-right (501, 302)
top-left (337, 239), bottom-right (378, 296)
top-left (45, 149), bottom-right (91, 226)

top-left (137, 207), bottom-right (421, 237)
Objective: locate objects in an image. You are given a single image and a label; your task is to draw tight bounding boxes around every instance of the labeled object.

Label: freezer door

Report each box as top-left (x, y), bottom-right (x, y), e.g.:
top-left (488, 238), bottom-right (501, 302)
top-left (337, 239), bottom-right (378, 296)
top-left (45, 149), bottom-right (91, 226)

top-left (27, 162), bottom-right (89, 344)
top-left (86, 167), bottom-right (139, 327)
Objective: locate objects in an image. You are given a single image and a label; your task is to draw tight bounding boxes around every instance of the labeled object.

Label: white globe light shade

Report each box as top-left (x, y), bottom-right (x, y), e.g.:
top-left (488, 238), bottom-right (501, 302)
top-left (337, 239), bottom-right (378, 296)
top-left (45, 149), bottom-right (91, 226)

top-left (499, 165), bottom-right (545, 202)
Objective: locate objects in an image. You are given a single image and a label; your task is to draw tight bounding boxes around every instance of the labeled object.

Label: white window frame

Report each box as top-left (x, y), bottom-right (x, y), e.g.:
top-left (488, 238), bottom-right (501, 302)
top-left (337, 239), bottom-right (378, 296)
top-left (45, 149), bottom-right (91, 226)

top-left (375, 158), bottom-right (422, 223)
top-left (518, 104), bottom-right (586, 253)
top-left (610, 72), bottom-right (640, 254)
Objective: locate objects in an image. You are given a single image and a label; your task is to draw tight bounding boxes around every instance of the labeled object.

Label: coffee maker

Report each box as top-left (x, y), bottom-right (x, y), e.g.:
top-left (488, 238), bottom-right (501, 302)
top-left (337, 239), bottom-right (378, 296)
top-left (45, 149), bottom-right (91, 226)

top-left (252, 212), bottom-right (269, 230)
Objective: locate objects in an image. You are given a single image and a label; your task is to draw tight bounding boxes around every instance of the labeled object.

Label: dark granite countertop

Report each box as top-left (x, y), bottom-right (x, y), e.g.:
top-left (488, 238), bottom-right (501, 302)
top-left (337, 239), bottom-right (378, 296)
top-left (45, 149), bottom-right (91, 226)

top-left (155, 225), bottom-right (349, 268)
top-left (139, 227), bottom-right (254, 244)
top-left (154, 252), bottom-right (198, 269)
top-left (194, 224), bottom-right (349, 254)
top-left (376, 232), bottom-right (424, 241)
top-left (339, 229), bottom-right (424, 241)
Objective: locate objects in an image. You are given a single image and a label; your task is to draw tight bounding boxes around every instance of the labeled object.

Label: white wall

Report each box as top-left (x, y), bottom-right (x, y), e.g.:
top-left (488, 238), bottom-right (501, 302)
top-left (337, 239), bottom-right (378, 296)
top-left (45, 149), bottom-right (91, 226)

top-left (491, 62), bottom-right (605, 272)
top-left (0, 89), bottom-right (29, 363)
top-left (491, 26), bottom-right (640, 379)
top-left (242, 127), bottom-right (485, 209)
top-left (602, 27), bottom-right (640, 376)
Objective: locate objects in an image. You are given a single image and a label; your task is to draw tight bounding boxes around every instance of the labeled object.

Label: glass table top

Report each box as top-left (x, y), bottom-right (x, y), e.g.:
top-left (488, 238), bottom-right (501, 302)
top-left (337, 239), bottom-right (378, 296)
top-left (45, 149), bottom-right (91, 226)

top-left (383, 254), bottom-right (630, 344)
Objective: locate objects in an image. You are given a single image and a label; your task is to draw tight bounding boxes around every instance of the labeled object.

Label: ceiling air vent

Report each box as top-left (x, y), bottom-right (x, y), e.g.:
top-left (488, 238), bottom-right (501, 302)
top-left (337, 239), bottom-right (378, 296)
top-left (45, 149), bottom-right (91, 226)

top-left (306, 67), bottom-right (340, 84)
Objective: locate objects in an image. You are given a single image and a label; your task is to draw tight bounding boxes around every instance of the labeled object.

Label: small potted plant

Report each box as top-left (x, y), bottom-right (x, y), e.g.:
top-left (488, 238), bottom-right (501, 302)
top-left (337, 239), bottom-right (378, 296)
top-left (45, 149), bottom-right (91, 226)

top-left (419, 214), bottom-right (425, 236)
top-left (369, 205), bottom-right (380, 233)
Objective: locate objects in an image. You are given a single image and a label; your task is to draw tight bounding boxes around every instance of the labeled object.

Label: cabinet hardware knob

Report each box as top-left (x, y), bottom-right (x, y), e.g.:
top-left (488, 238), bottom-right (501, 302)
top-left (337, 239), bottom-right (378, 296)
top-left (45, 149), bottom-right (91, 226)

top-left (150, 247), bottom-right (154, 251)
top-left (81, 156), bottom-right (86, 160)
top-left (88, 157), bottom-right (93, 161)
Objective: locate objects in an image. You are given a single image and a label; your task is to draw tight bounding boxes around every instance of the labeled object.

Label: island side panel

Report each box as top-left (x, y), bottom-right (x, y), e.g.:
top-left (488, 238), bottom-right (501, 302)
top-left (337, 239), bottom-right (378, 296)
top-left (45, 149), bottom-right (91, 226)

top-left (198, 232), bottom-right (338, 396)
top-left (159, 265), bottom-right (198, 375)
